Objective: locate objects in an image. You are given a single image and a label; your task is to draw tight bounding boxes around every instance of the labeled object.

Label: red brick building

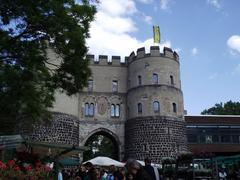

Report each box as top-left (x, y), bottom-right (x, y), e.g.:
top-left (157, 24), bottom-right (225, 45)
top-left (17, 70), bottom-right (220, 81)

top-left (185, 115), bottom-right (240, 156)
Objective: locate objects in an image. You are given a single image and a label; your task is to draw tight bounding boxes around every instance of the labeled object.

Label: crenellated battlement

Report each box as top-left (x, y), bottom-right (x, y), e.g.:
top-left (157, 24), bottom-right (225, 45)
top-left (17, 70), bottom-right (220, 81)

top-left (86, 46), bottom-right (179, 66)
top-left (128, 46), bottom-right (179, 64)
top-left (86, 54), bottom-right (127, 66)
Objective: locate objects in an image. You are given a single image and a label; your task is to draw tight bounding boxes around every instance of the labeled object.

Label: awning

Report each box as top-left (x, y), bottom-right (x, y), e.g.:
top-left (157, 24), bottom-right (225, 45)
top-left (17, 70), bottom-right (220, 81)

top-left (0, 135), bottom-right (24, 150)
top-left (83, 156), bottom-right (125, 167)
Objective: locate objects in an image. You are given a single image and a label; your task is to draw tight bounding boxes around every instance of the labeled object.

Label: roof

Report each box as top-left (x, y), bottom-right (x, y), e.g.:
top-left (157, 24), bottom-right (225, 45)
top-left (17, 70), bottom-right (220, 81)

top-left (185, 115), bottom-right (240, 125)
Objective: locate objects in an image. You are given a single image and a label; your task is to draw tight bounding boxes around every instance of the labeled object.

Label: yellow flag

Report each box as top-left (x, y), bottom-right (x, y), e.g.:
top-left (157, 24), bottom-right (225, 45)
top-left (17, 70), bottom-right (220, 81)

top-left (153, 25), bottom-right (160, 43)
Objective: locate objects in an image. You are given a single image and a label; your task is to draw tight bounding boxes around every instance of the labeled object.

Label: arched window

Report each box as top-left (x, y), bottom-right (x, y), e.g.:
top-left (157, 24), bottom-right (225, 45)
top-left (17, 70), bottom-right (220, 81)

top-left (85, 103), bottom-right (94, 117)
top-left (170, 75), bottom-right (174, 85)
top-left (153, 101), bottom-right (160, 113)
top-left (152, 73), bottom-right (158, 84)
top-left (111, 104), bottom-right (115, 117)
top-left (172, 103), bottom-right (177, 113)
top-left (111, 104), bottom-right (120, 118)
top-left (89, 103), bottom-right (94, 116)
top-left (115, 104), bottom-right (120, 117)
top-left (138, 103), bottom-right (142, 114)
top-left (138, 75), bottom-right (142, 85)
top-left (85, 103), bottom-right (89, 116)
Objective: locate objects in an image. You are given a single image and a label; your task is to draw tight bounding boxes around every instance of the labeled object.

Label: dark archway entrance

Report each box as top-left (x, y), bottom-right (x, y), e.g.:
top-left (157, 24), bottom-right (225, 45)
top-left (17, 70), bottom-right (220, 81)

top-left (83, 131), bottom-right (119, 161)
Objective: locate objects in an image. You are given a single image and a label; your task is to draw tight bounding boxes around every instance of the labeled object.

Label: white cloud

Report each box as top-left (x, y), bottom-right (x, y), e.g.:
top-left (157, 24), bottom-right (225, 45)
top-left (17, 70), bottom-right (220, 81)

top-left (209, 73), bottom-right (218, 80)
top-left (174, 48), bottom-right (182, 54)
top-left (227, 35), bottom-right (240, 55)
top-left (191, 47), bottom-right (199, 56)
top-left (207, 0), bottom-right (221, 9)
top-left (143, 15), bottom-right (152, 24)
top-left (138, 0), bottom-right (153, 4)
top-left (160, 0), bottom-right (171, 10)
top-left (99, 0), bottom-right (137, 17)
top-left (94, 12), bottom-right (137, 34)
top-left (87, 0), bottom-right (173, 60)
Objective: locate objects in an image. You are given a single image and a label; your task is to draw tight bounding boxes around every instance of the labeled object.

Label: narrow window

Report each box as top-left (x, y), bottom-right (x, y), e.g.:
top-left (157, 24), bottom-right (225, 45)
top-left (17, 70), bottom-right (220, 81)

top-left (85, 103), bottom-right (89, 116)
top-left (88, 79), bottom-right (93, 91)
top-left (112, 80), bottom-right (118, 92)
top-left (138, 103), bottom-right (142, 114)
top-left (138, 75), bottom-right (142, 85)
top-left (115, 104), bottom-right (120, 117)
top-left (111, 104), bottom-right (115, 117)
top-left (89, 103), bottom-right (94, 116)
top-left (153, 101), bottom-right (160, 113)
top-left (170, 75), bottom-right (174, 85)
top-left (152, 73), bottom-right (158, 84)
top-left (172, 103), bottom-right (177, 113)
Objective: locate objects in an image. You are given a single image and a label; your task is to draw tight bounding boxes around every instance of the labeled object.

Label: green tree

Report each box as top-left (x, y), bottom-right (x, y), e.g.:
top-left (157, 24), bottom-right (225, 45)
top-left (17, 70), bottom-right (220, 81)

top-left (201, 100), bottom-right (240, 115)
top-left (83, 135), bottom-right (118, 161)
top-left (0, 0), bottom-right (96, 134)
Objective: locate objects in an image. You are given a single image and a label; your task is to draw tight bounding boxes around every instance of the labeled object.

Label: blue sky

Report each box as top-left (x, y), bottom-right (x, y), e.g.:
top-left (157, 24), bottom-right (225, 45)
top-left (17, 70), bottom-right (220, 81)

top-left (87, 0), bottom-right (240, 115)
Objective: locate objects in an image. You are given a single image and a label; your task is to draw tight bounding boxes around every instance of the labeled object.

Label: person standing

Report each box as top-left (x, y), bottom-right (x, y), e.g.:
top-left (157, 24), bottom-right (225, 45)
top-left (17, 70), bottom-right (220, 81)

top-left (125, 159), bottom-right (151, 180)
top-left (106, 165), bottom-right (115, 180)
top-left (144, 158), bottom-right (157, 180)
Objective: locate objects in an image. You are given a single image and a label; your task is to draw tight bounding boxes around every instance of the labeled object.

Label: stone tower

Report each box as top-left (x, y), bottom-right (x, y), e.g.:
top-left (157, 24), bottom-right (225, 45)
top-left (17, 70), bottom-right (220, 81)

top-left (125, 46), bottom-right (187, 162)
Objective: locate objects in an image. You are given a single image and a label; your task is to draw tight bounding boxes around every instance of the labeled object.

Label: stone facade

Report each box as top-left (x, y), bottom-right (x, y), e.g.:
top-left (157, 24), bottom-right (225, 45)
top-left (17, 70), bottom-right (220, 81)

top-left (27, 45), bottom-right (187, 162)
top-left (125, 117), bottom-right (187, 161)
top-left (23, 112), bottom-right (79, 145)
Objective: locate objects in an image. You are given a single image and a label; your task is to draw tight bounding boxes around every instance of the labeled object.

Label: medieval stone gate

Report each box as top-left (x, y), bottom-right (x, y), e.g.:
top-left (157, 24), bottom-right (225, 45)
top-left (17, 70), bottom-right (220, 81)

top-left (25, 46), bottom-right (187, 162)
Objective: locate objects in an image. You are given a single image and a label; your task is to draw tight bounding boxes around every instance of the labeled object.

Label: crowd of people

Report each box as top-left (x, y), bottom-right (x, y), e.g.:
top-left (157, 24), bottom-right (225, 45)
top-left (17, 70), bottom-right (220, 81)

top-left (58, 158), bottom-right (160, 180)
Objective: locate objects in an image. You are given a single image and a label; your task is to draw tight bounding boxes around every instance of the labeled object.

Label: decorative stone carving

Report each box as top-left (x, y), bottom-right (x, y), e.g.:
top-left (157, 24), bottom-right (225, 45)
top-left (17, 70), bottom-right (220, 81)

top-left (97, 97), bottom-right (108, 115)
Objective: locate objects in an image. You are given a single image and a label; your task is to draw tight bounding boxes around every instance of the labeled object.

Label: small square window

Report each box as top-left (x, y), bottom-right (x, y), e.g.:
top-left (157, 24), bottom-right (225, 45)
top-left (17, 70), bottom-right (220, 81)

top-left (88, 79), bottom-right (93, 91)
top-left (138, 75), bottom-right (142, 85)
top-left (152, 73), bottom-right (158, 84)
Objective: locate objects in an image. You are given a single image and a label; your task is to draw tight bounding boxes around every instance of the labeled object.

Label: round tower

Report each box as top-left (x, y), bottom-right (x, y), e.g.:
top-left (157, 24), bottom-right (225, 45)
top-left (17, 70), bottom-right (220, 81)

top-left (125, 46), bottom-right (187, 162)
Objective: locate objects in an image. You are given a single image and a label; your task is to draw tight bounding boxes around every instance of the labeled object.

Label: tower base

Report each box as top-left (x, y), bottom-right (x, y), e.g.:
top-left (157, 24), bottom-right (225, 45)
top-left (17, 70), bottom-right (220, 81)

top-left (125, 116), bottom-right (188, 162)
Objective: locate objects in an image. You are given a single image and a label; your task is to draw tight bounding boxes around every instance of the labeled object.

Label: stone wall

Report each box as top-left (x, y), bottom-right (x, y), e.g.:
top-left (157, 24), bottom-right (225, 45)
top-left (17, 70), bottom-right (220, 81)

top-left (125, 116), bottom-right (188, 163)
top-left (23, 112), bottom-right (79, 145)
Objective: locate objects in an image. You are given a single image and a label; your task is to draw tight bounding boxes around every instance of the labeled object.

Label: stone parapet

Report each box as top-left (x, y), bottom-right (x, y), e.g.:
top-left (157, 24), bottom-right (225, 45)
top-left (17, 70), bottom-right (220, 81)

top-left (86, 54), bottom-right (127, 66)
top-left (127, 46), bottom-right (179, 64)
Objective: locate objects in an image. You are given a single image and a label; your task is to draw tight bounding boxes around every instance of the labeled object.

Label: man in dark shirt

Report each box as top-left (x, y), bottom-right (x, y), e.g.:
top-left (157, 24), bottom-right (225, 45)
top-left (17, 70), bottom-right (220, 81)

top-left (144, 158), bottom-right (156, 180)
top-left (125, 159), bottom-right (151, 180)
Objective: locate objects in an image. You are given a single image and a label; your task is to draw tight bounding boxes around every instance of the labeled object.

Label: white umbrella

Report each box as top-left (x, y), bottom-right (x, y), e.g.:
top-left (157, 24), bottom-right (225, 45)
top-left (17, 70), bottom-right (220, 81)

top-left (83, 156), bottom-right (125, 167)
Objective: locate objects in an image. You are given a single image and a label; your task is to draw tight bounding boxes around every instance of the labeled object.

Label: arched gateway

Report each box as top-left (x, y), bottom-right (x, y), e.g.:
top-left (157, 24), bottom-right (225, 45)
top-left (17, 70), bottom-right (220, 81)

top-left (82, 128), bottom-right (120, 161)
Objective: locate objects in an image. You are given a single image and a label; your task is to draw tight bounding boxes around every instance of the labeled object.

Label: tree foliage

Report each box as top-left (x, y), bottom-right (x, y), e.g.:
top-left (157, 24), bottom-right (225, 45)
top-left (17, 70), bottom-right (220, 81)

top-left (0, 0), bottom-right (96, 134)
top-left (201, 100), bottom-right (240, 115)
